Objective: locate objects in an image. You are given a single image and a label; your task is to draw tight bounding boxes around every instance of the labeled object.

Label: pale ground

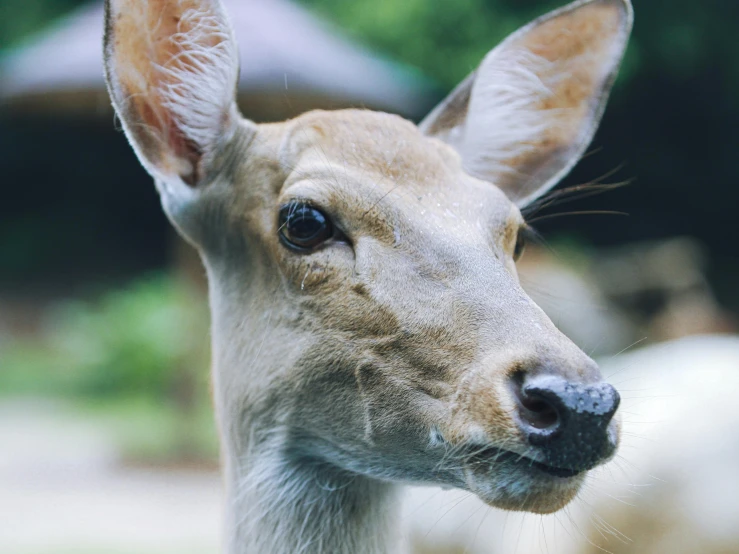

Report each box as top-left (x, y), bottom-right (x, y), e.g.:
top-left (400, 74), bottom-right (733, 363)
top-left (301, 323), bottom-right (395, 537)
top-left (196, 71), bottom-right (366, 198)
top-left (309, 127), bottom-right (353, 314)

top-left (0, 399), bottom-right (222, 554)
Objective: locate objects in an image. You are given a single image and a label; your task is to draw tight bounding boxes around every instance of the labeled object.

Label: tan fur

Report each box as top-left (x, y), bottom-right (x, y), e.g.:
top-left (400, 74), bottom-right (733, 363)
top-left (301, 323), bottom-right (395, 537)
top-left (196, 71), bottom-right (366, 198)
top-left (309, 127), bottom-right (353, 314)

top-left (515, 2), bottom-right (626, 152)
top-left (103, 1), bottom-right (632, 552)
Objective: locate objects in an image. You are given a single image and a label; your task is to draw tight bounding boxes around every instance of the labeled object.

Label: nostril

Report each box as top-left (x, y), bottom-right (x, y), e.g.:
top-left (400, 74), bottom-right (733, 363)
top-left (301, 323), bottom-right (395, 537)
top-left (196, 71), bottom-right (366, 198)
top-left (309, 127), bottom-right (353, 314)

top-left (511, 373), bottom-right (565, 434)
top-left (519, 394), bottom-right (559, 430)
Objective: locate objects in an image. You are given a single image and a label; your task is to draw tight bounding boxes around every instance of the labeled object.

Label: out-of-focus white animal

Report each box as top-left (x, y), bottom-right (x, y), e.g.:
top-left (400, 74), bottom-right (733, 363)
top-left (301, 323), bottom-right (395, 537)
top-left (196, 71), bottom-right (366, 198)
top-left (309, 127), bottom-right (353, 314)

top-left (406, 335), bottom-right (739, 554)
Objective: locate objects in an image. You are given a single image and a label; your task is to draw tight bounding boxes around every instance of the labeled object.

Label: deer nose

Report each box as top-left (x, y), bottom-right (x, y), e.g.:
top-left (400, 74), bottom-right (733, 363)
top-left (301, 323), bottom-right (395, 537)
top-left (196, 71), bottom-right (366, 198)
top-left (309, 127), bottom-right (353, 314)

top-left (513, 374), bottom-right (620, 472)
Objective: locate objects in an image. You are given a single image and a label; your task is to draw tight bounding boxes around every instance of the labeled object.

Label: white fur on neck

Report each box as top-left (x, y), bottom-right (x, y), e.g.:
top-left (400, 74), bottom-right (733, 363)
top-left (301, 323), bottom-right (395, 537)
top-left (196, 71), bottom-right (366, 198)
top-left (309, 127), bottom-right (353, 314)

top-left (221, 428), bottom-right (403, 554)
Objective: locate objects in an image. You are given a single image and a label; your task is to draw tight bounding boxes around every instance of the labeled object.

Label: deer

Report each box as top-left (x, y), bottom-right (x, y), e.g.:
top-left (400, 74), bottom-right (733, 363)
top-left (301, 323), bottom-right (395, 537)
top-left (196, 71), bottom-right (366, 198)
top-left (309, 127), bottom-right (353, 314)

top-left (102, 0), bottom-right (633, 552)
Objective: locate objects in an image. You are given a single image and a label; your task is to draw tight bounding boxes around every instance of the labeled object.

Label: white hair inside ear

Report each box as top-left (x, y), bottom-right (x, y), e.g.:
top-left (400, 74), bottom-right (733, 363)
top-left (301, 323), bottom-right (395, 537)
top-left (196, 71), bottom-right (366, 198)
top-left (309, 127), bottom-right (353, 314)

top-left (158, 7), bottom-right (240, 163)
top-left (104, 0), bottom-right (247, 186)
top-left (462, 50), bottom-right (557, 188)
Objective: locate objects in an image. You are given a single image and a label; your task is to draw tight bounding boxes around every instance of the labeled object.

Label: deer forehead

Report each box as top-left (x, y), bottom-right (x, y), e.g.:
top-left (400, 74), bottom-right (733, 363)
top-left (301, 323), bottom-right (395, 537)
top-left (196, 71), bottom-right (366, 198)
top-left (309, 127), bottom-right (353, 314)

top-left (239, 109), bottom-right (523, 247)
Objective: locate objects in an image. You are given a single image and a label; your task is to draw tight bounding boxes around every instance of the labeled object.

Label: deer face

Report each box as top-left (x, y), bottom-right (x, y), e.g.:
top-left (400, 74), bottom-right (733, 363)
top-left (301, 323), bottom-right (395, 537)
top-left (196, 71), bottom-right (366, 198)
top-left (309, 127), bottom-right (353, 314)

top-left (105, 0), bottom-right (632, 515)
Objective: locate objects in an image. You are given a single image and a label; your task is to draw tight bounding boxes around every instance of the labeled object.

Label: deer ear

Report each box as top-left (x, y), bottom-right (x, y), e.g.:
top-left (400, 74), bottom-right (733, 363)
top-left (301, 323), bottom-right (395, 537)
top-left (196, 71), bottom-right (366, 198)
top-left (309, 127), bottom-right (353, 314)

top-left (103, 0), bottom-right (245, 188)
top-left (420, 0), bottom-right (633, 207)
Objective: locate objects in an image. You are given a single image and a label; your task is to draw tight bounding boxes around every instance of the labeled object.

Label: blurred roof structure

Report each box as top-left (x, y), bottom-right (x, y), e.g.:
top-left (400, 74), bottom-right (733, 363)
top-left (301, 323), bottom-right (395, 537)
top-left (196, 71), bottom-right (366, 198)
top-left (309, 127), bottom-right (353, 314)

top-left (0, 0), bottom-right (436, 120)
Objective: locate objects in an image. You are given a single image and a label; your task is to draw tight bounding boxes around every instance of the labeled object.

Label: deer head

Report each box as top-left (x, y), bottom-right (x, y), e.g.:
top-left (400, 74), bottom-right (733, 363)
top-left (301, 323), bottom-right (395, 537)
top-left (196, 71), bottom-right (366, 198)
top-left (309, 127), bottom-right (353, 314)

top-left (104, 0), bottom-right (632, 551)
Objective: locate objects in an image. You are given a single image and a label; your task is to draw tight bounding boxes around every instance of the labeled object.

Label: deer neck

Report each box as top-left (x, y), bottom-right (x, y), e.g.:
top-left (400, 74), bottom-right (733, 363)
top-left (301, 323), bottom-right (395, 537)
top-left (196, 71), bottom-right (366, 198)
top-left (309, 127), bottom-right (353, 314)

top-left (206, 267), bottom-right (405, 554)
top-left (221, 447), bottom-right (402, 554)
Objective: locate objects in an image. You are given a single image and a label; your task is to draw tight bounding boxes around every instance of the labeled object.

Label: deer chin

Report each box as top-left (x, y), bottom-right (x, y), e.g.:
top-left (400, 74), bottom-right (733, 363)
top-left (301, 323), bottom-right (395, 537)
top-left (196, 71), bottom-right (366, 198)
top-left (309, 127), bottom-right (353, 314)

top-left (462, 447), bottom-right (587, 514)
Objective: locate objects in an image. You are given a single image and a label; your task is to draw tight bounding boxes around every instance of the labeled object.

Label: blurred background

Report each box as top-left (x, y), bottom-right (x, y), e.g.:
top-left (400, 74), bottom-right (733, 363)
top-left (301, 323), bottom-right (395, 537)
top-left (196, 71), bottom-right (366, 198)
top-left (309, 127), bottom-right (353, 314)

top-left (1, 1), bottom-right (737, 553)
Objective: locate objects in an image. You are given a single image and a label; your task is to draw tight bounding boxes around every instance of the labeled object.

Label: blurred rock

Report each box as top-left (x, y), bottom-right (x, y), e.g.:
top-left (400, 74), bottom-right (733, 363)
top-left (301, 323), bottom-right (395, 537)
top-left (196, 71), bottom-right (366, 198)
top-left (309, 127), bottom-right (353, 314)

top-left (592, 237), bottom-right (735, 340)
top-left (518, 246), bottom-right (632, 356)
top-left (518, 237), bottom-right (736, 356)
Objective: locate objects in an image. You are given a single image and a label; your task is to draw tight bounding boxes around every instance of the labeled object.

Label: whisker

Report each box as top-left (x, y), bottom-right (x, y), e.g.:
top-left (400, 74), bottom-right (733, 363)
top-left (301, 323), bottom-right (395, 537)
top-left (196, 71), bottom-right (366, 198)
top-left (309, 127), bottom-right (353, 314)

top-left (522, 165), bottom-right (631, 216)
top-left (524, 178), bottom-right (631, 218)
top-left (527, 210), bottom-right (629, 224)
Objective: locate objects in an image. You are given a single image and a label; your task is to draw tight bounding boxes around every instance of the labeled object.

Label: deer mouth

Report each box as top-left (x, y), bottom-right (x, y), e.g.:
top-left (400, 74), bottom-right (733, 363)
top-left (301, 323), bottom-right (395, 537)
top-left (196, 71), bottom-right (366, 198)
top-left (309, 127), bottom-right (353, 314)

top-left (459, 445), bottom-right (588, 514)
top-left (468, 447), bottom-right (585, 479)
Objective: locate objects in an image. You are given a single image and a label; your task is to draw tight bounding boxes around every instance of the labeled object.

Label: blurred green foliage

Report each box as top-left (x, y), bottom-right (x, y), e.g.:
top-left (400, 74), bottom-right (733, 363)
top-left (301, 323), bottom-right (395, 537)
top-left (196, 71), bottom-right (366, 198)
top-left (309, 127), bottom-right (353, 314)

top-left (300, 0), bottom-right (621, 88)
top-left (1, 274), bottom-right (208, 398)
top-left (0, 0), bottom-right (87, 53)
top-left (1, 274), bottom-right (216, 461)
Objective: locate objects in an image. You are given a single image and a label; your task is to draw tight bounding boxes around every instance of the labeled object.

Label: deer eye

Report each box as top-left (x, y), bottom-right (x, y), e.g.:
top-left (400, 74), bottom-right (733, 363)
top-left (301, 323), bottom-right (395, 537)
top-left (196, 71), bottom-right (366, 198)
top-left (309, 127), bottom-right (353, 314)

top-left (514, 230), bottom-right (527, 261)
top-left (278, 202), bottom-right (334, 251)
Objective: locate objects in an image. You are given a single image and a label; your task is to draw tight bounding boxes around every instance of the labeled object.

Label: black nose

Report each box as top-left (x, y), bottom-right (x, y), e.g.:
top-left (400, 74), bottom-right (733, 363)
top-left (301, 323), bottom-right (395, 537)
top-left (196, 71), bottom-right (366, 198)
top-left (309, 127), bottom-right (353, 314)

top-left (514, 374), bottom-right (620, 471)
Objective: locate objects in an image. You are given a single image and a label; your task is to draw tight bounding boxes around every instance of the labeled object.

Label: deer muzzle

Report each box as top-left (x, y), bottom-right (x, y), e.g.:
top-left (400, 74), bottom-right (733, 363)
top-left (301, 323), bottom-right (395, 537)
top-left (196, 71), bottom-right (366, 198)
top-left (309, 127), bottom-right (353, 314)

top-left (513, 374), bottom-right (621, 473)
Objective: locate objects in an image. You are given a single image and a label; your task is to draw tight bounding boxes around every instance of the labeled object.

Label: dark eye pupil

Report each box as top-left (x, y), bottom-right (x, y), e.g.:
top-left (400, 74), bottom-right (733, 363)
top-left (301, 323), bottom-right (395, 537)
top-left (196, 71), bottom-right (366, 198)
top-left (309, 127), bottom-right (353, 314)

top-left (289, 206), bottom-right (325, 238)
top-left (279, 203), bottom-right (333, 250)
